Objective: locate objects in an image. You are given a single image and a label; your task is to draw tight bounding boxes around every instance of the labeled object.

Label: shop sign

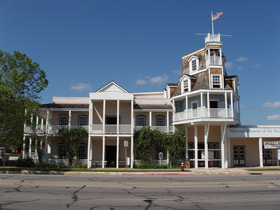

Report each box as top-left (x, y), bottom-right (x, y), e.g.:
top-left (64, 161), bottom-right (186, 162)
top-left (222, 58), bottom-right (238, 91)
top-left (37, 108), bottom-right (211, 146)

top-left (264, 141), bottom-right (280, 149)
top-left (228, 127), bottom-right (280, 138)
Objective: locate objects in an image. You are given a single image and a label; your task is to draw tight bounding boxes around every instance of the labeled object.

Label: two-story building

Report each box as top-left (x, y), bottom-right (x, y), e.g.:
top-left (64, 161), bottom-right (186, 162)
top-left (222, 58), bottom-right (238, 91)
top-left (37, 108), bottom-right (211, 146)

top-left (23, 33), bottom-right (280, 169)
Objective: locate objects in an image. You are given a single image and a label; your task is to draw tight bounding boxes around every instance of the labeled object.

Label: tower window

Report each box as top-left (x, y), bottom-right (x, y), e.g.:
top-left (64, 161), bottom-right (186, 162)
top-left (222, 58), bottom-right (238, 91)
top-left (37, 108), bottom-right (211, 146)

top-left (212, 74), bottom-right (221, 89)
top-left (192, 60), bottom-right (197, 71)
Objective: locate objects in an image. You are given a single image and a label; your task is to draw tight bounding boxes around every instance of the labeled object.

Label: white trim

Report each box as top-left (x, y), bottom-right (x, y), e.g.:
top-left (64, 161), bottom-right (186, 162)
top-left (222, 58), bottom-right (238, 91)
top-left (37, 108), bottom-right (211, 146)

top-left (259, 138), bottom-right (263, 168)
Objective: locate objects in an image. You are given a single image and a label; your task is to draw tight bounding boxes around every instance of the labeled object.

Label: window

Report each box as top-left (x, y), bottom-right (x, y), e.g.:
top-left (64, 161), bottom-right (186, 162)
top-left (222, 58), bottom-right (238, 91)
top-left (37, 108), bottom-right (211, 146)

top-left (181, 77), bottom-right (190, 93)
top-left (58, 143), bottom-right (66, 159)
top-left (156, 115), bottom-right (165, 126)
top-left (212, 74), bottom-right (221, 88)
top-left (59, 114), bottom-right (68, 125)
top-left (136, 115), bottom-right (146, 126)
top-left (78, 144), bottom-right (87, 159)
top-left (78, 115), bottom-right (88, 126)
top-left (189, 56), bottom-right (199, 73)
top-left (192, 59), bottom-right (197, 71)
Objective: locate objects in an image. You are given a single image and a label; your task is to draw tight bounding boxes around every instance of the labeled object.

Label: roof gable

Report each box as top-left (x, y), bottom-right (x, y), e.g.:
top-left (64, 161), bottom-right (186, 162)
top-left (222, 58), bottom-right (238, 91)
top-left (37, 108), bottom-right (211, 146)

top-left (96, 81), bottom-right (129, 93)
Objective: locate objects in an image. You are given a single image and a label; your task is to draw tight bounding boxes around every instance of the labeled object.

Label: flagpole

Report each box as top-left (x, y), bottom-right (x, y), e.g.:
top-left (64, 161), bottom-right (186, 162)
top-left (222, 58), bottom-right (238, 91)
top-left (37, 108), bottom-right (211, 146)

top-left (211, 11), bottom-right (214, 34)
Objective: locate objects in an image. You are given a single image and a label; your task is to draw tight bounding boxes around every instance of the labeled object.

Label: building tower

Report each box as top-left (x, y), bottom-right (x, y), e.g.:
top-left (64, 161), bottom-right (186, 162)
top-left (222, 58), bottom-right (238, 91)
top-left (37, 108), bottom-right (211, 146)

top-left (171, 33), bottom-right (240, 169)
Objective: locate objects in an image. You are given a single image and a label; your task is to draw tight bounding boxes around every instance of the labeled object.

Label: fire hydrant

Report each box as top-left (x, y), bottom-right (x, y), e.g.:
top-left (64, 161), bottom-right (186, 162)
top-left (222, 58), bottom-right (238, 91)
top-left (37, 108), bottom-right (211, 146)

top-left (181, 162), bottom-right (184, 171)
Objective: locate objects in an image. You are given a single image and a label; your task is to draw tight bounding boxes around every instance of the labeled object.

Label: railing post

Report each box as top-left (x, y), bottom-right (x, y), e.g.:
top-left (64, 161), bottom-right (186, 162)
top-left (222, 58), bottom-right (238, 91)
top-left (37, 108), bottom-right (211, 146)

top-left (117, 100), bottom-right (120, 135)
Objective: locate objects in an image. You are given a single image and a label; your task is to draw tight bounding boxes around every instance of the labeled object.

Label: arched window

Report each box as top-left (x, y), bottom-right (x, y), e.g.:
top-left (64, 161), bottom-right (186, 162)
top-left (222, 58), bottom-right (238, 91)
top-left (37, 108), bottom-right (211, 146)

top-left (136, 115), bottom-right (146, 126)
top-left (156, 115), bottom-right (165, 126)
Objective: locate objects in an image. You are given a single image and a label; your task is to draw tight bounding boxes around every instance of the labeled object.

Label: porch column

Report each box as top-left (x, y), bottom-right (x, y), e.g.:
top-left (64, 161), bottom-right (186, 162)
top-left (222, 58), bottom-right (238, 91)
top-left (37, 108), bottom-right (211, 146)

top-left (87, 136), bottom-right (91, 168)
top-left (225, 92), bottom-right (228, 117)
top-left (41, 118), bottom-right (44, 133)
top-left (102, 136), bottom-right (105, 168)
top-left (68, 110), bottom-right (71, 130)
top-left (22, 109), bottom-right (27, 159)
top-left (22, 136), bottom-right (26, 159)
top-left (116, 136), bottom-right (119, 168)
top-left (149, 111), bottom-right (152, 127)
top-left (207, 92), bottom-right (210, 117)
top-left (228, 138), bottom-right (231, 168)
top-left (167, 110), bottom-right (169, 132)
top-left (44, 110), bottom-right (50, 163)
top-left (201, 92), bottom-right (204, 117)
top-left (103, 100), bottom-right (106, 134)
top-left (117, 100), bottom-right (120, 134)
top-left (221, 124), bottom-right (226, 169)
top-left (194, 125), bottom-right (198, 168)
top-left (230, 92), bottom-right (234, 117)
top-left (259, 137), bottom-right (263, 168)
top-left (131, 100), bottom-right (134, 134)
top-left (131, 136), bottom-right (134, 168)
top-left (29, 114), bottom-right (33, 158)
top-left (172, 100), bottom-right (175, 131)
top-left (225, 137), bottom-right (228, 168)
top-left (88, 100), bottom-right (93, 168)
top-left (185, 125), bottom-right (189, 160)
top-left (204, 124), bottom-right (209, 169)
top-left (185, 95), bottom-right (188, 119)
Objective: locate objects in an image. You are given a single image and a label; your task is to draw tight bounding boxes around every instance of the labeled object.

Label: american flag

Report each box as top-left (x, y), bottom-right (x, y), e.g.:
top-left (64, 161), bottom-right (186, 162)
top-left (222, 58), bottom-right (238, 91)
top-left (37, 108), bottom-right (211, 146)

top-left (212, 12), bottom-right (223, 21)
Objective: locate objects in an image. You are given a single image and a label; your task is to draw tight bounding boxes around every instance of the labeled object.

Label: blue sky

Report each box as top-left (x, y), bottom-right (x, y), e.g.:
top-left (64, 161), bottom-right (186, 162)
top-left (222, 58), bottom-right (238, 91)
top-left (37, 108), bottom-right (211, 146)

top-left (1, 0), bottom-right (279, 125)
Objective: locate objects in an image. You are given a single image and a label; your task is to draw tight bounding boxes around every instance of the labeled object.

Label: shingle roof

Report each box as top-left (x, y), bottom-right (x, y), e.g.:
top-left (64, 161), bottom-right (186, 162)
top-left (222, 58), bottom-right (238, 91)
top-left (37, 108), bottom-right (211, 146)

top-left (40, 104), bottom-right (89, 109)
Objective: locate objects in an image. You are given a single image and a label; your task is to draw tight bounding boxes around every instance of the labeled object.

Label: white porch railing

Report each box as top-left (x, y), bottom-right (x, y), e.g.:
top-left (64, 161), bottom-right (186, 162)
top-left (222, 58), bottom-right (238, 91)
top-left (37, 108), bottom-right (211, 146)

top-left (24, 125), bottom-right (46, 134)
top-left (206, 56), bottom-right (222, 66)
top-left (135, 126), bottom-right (173, 133)
top-left (174, 108), bottom-right (239, 122)
top-left (91, 124), bottom-right (132, 135)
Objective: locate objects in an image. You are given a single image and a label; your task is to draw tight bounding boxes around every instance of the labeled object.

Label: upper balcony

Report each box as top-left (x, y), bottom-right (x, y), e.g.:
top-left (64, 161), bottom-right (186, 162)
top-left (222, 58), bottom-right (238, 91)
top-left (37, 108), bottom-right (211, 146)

top-left (173, 108), bottom-right (240, 125)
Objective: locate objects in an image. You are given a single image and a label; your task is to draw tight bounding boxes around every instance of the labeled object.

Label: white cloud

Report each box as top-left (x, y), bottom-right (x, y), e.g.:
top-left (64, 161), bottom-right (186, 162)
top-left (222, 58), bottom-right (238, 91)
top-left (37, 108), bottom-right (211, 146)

top-left (252, 64), bottom-right (263, 68)
top-left (263, 102), bottom-right (280, 109)
top-left (225, 61), bottom-right (233, 69)
top-left (136, 74), bottom-right (168, 86)
top-left (149, 74), bottom-right (168, 86)
top-left (266, 115), bottom-right (280, 121)
top-left (237, 66), bottom-right (244, 70)
top-left (236, 57), bottom-right (248, 62)
top-left (136, 79), bottom-right (147, 85)
top-left (173, 69), bottom-right (181, 76)
top-left (70, 83), bottom-right (92, 91)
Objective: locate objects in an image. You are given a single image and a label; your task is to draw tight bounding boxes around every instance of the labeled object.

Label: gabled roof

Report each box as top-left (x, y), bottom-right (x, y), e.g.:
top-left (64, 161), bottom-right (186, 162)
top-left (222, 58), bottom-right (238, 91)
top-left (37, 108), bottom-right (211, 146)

top-left (96, 81), bottom-right (129, 93)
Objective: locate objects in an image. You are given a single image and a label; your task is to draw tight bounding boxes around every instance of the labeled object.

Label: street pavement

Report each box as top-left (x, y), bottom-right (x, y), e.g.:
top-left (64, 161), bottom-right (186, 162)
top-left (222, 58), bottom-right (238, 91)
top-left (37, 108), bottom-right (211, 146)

top-left (0, 174), bottom-right (280, 209)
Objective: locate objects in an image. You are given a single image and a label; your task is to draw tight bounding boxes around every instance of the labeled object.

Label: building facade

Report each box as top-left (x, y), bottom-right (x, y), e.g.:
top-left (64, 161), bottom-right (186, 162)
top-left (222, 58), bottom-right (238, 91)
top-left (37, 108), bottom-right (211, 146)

top-left (23, 33), bottom-right (280, 168)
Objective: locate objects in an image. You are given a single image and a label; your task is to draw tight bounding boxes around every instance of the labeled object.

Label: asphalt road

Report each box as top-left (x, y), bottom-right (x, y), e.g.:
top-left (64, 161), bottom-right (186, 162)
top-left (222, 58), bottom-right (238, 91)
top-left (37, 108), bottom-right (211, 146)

top-left (0, 174), bottom-right (280, 210)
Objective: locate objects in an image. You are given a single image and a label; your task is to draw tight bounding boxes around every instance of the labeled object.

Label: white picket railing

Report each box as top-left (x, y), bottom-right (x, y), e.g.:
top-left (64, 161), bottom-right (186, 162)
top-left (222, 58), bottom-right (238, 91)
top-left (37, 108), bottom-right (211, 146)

top-left (174, 108), bottom-right (239, 122)
top-left (91, 124), bottom-right (132, 134)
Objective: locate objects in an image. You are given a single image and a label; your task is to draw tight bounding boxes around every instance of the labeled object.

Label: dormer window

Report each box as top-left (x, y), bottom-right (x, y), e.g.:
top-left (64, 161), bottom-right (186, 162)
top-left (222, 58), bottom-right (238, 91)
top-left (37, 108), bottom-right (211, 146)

top-left (181, 77), bottom-right (190, 93)
top-left (189, 56), bottom-right (199, 73)
top-left (212, 74), bottom-right (221, 89)
top-left (191, 60), bottom-right (197, 71)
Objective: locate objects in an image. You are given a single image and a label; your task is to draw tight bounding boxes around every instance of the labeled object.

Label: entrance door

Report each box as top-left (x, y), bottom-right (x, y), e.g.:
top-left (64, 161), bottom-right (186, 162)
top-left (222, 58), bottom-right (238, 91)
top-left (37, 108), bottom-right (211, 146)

top-left (233, 145), bottom-right (246, 167)
top-left (106, 146), bottom-right (116, 167)
top-left (210, 101), bottom-right (218, 117)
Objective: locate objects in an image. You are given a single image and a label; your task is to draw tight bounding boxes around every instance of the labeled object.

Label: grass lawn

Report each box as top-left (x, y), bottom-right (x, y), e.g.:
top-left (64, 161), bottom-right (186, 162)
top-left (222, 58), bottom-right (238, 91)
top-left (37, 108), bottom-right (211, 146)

top-left (0, 167), bottom-right (191, 173)
top-left (247, 168), bottom-right (280, 171)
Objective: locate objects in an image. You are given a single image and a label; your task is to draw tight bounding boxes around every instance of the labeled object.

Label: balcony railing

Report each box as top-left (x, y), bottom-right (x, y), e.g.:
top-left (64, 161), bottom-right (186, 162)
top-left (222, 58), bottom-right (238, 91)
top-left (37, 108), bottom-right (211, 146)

top-left (135, 126), bottom-right (173, 133)
top-left (206, 56), bottom-right (222, 66)
top-left (24, 125), bottom-right (46, 134)
top-left (91, 124), bottom-right (132, 135)
top-left (174, 108), bottom-right (240, 123)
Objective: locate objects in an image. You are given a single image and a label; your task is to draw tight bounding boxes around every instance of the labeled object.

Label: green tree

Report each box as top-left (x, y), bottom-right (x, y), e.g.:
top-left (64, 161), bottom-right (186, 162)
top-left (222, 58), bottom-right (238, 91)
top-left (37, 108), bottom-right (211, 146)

top-left (0, 51), bottom-right (48, 147)
top-left (134, 127), bottom-right (162, 163)
top-left (163, 130), bottom-right (185, 167)
top-left (58, 128), bottom-right (88, 167)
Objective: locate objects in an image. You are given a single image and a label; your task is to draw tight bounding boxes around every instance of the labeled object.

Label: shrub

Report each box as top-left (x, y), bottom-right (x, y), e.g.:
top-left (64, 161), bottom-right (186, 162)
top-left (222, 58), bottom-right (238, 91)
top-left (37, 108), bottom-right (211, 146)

top-left (135, 162), bottom-right (167, 169)
top-left (16, 158), bottom-right (35, 167)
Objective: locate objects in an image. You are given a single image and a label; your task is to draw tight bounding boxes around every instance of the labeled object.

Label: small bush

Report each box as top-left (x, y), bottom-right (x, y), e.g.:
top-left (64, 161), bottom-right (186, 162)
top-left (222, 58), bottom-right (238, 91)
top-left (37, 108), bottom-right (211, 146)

top-left (81, 163), bottom-right (87, 168)
top-left (16, 158), bottom-right (35, 167)
top-left (135, 162), bottom-right (167, 169)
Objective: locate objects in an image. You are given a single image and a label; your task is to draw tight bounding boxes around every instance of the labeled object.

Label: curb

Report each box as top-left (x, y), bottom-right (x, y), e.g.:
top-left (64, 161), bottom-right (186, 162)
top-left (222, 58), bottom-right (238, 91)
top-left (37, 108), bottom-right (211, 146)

top-left (122, 172), bottom-right (194, 176)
